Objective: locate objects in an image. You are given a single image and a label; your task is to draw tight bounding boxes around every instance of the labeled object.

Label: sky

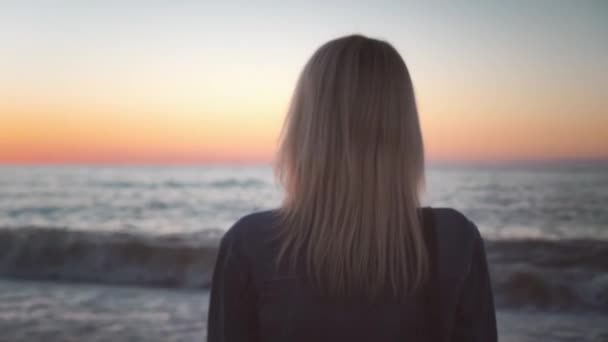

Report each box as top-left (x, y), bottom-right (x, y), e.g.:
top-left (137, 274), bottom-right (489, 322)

top-left (1, 1), bottom-right (607, 164)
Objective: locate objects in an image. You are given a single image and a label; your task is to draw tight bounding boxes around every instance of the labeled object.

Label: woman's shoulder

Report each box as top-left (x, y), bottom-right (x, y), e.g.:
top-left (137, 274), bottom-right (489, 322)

top-left (429, 207), bottom-right (483, 261)
top-left (226, 209), bottom-right (280, 235)
top-left (219, 210), bottom-right (281, 253)
top-left (430, 207), bottom-right (481, 238)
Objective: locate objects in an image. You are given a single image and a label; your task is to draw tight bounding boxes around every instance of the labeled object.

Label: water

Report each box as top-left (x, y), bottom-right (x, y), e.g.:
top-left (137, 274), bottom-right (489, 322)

top-left (0, 164), bottom-right (606, 239)
top-left (0, 166), bottom-right (277, 234)
top-left (0, 279), bottom-right (606, 342)
top-left (0, 163), bottom-right (607, 341)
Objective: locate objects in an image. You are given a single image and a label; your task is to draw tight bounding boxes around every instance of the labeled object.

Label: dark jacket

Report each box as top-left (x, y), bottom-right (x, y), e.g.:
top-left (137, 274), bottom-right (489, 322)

top-left (207, 207), bottom-right (497, 341)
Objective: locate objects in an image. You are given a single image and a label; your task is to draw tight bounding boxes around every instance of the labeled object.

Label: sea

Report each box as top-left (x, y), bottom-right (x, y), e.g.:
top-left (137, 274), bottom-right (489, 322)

top-left (0, 163), bottom-right (606, 342)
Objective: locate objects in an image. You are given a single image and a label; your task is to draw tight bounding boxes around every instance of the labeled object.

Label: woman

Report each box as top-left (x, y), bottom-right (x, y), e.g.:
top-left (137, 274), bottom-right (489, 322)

top-left (208, 35), bottom-right (497, 342)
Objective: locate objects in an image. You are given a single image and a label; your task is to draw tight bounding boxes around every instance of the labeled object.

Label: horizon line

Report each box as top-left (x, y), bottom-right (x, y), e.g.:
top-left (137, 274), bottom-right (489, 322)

top-left (1, 158), bottom-right (606, 167)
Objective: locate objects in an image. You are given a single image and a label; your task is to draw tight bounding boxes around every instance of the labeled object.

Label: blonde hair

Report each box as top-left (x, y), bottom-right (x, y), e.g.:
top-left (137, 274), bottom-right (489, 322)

top-left (276, 35), bottom-right (428, 299)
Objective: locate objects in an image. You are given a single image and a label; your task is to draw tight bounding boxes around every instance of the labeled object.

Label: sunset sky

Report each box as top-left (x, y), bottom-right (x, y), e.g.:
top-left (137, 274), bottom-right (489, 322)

top-left (1, 1), bottom-right (606, 164)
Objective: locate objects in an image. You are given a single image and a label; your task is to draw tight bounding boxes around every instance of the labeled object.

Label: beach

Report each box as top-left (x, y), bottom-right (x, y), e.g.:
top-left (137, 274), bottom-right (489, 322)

top-left (0, 164), bottom-right (606, 341)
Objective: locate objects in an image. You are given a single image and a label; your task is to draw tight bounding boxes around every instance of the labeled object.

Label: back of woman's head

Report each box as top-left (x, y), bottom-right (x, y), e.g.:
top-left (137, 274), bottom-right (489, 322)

top-left (276, 34), bottom-right (427, 299)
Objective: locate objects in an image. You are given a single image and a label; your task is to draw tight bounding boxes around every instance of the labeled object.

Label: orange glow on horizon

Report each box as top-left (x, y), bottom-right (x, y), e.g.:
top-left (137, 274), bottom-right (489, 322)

top-left (2, 97), bottom-right (606, 164)
top-left (0, 101), bottom-right (281, 164)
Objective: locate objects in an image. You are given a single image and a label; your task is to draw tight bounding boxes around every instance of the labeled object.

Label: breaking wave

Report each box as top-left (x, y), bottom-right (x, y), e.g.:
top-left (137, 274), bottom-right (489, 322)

top-left (0, 227), bottom-right (222, 289)
top-left (0, 227), bottom-right (606, 312)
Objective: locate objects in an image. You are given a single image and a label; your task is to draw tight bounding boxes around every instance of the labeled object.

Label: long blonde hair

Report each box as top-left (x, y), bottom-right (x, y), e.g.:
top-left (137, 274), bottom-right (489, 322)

top-left (276, 35), bottom-right (428, 299)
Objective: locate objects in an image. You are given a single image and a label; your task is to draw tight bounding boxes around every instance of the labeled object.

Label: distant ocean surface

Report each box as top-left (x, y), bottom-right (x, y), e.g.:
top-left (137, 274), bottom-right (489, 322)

top-left (1, 164), bottom-right (607, 238)
top-left (0, 164), bottom-right (607, 341)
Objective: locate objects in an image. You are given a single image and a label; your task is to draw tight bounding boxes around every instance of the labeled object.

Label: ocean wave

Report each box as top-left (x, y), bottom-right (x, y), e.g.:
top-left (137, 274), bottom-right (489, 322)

top-left (486, 239), bottom-right (608, 311)
top-left (89, 178), bottom-right (267, 189)
top-left (207, 179), bottom-right (267, 188)
top-left (0, 227), bottom-right (221, 289)
top-left (0, 227), bottom-right (606, 312)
